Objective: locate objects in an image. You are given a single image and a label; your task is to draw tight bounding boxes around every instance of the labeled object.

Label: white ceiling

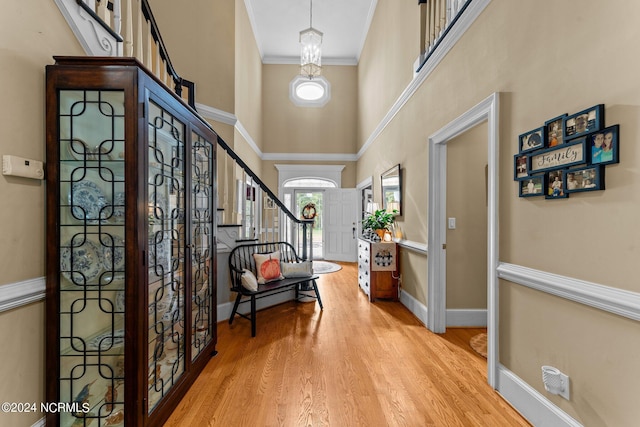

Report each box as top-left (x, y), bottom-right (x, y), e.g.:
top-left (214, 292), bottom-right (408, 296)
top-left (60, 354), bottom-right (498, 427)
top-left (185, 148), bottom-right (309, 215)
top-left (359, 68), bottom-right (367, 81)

top-left (245, 0), bottom-right (378, 65)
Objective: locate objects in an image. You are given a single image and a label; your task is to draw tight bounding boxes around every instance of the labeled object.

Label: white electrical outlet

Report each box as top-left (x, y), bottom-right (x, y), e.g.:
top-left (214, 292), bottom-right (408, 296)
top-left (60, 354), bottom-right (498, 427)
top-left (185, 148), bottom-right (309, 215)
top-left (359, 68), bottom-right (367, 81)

top-left (2, 155), bottom-right (44, 180)
top-left (541, 366), bottom-right (570, 400)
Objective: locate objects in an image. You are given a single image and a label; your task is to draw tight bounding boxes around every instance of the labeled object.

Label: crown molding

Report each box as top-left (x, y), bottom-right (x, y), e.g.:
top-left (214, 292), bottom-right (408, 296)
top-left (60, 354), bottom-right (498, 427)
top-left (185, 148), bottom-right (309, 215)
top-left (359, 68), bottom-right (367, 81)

top-left (265, 152), bottom-right (357, 162)
top-left (263, 56), bottom-right (358, 66)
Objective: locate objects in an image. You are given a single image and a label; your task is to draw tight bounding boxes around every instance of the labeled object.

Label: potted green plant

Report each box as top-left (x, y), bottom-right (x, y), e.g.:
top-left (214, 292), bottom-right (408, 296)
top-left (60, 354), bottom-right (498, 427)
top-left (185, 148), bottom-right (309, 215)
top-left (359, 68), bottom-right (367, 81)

top-left (362, 209), bottom-right (397, 239)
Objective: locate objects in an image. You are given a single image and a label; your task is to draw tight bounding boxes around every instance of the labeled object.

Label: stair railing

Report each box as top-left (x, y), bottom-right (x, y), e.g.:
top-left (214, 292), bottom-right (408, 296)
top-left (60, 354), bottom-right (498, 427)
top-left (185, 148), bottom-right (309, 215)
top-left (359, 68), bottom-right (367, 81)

top-left (74, 0), bottom-right (195, 107)
top-left (418, 0), bottom-right (473, 71)
top-left (70, 0), bottom-right (314, 259)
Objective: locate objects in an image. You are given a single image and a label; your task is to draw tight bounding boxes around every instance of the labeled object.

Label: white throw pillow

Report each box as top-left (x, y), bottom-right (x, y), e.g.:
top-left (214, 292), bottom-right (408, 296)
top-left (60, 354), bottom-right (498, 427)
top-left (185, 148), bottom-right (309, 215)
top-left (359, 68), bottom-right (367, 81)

top-left (281, 261), bottom-right (313, 278)
top-left (240, 269), bottom-right (258, 291)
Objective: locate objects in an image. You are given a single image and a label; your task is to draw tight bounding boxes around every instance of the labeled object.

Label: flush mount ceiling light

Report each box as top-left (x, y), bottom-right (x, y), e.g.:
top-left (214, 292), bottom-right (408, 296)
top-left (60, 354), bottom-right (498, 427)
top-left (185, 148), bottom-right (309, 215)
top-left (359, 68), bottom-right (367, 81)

top-left (289, 75), bottom-right (331, 107)
top-left (296, 80), bottom-right (324, 100)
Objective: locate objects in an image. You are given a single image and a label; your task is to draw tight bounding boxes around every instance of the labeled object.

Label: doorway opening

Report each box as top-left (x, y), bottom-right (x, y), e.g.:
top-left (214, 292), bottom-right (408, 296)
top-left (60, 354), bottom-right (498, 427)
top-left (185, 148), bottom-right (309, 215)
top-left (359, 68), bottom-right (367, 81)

top-left (294, 190), bottom-right (324, 259)
top-left (427, 93), bottom-right (499, 387)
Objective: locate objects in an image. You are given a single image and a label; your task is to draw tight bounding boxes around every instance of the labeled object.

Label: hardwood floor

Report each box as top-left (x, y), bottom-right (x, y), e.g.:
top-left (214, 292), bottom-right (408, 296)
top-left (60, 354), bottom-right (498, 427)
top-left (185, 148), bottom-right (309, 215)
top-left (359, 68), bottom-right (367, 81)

top-left (165, 262), bottom-right (529, 426)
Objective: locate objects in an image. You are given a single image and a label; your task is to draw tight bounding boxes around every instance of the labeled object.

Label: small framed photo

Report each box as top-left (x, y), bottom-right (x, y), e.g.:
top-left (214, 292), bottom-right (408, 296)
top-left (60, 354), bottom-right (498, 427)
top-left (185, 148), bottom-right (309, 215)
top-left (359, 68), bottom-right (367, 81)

top-left (565, 166), bottom-right (604, 193)
top-left (544, 114), bottom-right (567, 147)
top-left (519, 175), bottom-right (544, 197)
top-left (513, 154), bottom-right (529, 180)
top-left (588, 125), bottom-right (619, 166)
top-left (545, 170), bottom-right (568, 199)
top-left (563, 104), bottom-right (604, 140)
top-left (264, 197), bottom-right (276, 209)
top-left (519, 127), bottom-right (544, 153)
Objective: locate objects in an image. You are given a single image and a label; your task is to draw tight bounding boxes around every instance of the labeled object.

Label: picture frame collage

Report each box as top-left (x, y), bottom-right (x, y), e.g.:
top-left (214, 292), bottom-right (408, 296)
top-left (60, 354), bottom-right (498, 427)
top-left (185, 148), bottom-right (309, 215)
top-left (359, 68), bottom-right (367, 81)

top-left (513, 104), bottom-right (620, 199)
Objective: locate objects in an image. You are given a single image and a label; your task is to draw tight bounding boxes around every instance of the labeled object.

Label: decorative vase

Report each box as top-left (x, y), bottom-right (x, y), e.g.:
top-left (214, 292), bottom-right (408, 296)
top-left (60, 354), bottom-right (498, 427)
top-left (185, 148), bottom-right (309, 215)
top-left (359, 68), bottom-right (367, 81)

top-left (375, 229), bottom-right (386, 239)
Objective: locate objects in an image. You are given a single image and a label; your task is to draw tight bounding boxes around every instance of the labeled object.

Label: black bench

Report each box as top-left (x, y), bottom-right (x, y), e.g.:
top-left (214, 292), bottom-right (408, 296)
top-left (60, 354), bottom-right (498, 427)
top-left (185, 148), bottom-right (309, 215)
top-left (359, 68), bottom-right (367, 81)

top-left (228, 241), bottom-right (323, 336)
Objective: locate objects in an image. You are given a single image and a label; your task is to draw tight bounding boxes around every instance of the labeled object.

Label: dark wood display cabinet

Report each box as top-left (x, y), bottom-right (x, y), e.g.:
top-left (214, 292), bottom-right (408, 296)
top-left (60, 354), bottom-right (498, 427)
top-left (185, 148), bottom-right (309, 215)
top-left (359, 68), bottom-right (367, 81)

top-left (45, 57), bottom-right (217, 426)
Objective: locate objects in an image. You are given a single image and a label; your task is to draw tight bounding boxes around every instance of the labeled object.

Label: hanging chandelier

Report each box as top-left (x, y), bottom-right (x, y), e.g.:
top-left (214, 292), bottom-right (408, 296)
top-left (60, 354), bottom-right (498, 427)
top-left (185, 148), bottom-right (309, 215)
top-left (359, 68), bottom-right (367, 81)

top-left (299, 0), bottom-right (323, 79)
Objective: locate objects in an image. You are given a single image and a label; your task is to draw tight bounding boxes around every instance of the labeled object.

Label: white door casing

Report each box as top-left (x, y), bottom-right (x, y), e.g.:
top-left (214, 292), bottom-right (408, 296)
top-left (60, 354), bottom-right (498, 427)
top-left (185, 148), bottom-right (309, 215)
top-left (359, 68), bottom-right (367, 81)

top-left (427, 92), bottom-right (500, 388)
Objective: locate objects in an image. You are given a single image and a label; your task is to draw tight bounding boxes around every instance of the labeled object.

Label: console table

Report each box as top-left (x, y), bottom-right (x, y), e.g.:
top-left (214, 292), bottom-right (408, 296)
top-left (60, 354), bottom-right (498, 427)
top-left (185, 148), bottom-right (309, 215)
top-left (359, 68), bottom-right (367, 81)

top-left (357, 239), bottom-right (399, 301)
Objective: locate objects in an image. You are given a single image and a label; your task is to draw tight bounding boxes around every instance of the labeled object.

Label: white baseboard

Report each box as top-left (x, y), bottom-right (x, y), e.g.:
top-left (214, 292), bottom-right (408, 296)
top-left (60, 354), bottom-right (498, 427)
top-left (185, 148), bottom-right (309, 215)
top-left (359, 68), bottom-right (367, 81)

top-left (399, 289), bottom-right (428, 326)
top-left (32, 417), bottom-right (45, 427)
top-left (446, 309), bottom-right (487, 327)
top-left (497, 365), bottom-right (582, 427)
top-left (399, 291), bottom-right (487, 328)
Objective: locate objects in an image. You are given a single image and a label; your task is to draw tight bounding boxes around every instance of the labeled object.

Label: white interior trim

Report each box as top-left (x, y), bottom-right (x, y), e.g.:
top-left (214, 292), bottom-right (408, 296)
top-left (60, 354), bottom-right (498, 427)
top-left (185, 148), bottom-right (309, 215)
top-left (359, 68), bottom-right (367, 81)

top-left (263, 152), bottom-right (357, 161)
top-left (0, 277), bottom-right (46, 313)
top-left (427, 92), bottom-right (500, 388)
top-left (395, 239), bottom-right (428, 255)
top-left (275, 164), bottom-right (345, 188)
top-left (195, 102), bottom-right (237, 126)
top-left (498, 365), bottom-right (582, 427)
top-left (398, 289), bottom-right (428, 327)
top-left (446, 309), bottom-right (487, 327)
top-left (497, 263), bottom-right (640, 322)
top-left (54, 0), bottom-right (122, 56)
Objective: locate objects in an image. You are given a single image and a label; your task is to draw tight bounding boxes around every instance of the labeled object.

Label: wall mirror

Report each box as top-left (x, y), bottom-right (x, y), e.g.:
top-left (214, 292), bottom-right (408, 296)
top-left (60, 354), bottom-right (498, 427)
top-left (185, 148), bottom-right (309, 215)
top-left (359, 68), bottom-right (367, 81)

top-left (381, 164), bottom-right (402, 216)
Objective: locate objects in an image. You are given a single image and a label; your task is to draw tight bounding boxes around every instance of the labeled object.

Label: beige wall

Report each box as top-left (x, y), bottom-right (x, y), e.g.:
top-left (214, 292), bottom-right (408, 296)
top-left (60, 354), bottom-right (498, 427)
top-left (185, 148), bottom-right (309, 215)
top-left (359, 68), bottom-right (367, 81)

top-left (0, 1), bottom-right (85, 425)
top-left (234, 0), bottom-right (263, 152)
top-left (262, 64), bottom-right (358, 154)
top-left (151, 0), bottom-right (235, 113)
top-left (357, 0), bottom-right (418, 149)
top-left (446, 122), bottom-right (488, 309)
top-left (357, 0), bottom-right (640, 424)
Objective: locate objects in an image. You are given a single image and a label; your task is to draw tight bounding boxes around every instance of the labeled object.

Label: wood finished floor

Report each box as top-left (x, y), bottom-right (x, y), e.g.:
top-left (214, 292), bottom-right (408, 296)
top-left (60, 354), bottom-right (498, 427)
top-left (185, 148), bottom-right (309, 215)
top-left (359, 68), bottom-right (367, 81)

top-left (165, 262), bottom-right (529, 427)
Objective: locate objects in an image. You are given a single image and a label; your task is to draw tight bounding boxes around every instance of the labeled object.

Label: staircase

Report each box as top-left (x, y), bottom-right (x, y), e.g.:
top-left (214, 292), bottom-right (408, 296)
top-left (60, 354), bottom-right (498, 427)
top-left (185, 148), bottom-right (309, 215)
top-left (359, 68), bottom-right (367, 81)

top-left (54, 0), bottom-right (316, 261)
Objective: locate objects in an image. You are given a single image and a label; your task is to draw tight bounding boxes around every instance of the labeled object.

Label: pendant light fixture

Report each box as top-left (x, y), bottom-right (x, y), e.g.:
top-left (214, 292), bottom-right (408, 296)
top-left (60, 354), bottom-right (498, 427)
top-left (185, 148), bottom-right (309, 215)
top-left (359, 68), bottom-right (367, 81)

top-left (290, 0), bottom-right (330, 106)
top-left (299, 0), bottom-right (323, 79)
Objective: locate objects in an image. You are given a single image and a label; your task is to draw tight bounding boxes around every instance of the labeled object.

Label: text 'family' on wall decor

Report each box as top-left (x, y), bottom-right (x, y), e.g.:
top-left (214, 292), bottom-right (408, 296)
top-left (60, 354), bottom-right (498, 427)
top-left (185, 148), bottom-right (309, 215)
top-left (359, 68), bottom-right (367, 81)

top-left (514, 104), bottom-right (619, 199)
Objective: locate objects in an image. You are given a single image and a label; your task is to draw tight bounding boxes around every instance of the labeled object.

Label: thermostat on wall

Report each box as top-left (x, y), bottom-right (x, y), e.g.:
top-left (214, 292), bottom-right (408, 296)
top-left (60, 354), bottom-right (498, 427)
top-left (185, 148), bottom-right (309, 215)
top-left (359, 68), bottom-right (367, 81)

top-left (2, 155), bottom-right (45, 180)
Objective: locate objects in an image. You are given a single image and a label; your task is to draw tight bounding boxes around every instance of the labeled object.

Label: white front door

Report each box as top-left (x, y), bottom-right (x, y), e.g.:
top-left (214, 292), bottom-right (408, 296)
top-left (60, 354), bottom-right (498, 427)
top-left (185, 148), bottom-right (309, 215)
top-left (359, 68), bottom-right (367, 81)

top-left (324, 189), bottom-right (358, 262)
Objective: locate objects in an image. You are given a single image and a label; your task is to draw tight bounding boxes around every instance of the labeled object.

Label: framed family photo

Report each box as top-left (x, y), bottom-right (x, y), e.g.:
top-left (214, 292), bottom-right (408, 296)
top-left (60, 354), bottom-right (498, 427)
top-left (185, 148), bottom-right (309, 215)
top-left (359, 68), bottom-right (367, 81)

top-left (514, 154), bottom-right (529, 180)
top-left (564, 165), bottom-right (604, 193)
top-left (545, 170), bottom-right (568, 199)
top-left (563, 104), bottom-right (604, 140)
top-left (519, 175), bottom-right (544, 197)
top-left (519, 127), bottom-right (544, 153)
top-left (589, 124), bottom-right (619, 166)
top-left (544, 114), bottom-right (567, 147)
top-left (264, 197), bottom-right (276, 209)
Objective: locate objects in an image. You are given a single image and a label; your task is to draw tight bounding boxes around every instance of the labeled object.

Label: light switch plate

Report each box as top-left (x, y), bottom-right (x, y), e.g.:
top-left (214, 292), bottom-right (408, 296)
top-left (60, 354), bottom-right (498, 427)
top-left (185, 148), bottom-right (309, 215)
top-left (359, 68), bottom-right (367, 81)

top-left (448, 217), bottom-right (456, 229)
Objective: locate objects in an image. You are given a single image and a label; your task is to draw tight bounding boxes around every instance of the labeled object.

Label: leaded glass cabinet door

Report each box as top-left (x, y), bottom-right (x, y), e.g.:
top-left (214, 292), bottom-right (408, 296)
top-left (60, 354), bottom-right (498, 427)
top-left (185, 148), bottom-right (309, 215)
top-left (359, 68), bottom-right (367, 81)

top-left (147, 100), bottom-right (186, 413)
top-left (57, 89), bottom-right (127, 426)
top-left (191, 131), bottom-right (216, 359)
